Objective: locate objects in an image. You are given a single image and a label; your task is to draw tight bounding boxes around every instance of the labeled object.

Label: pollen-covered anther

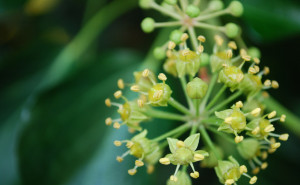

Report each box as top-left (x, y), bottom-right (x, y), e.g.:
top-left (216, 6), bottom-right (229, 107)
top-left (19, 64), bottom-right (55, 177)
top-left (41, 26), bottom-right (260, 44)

top-left (190, 171), bottom-right (199, 179)
top-left (262, 91), bottom-right (269, 98)
top-left (105, 98), bottom-right (111, 107)
top-left (198, 45), bottom-right (204, 53)
top-left (105, 117), bottom-right (112, 126)
top-left (235, 135), bottom-right (244, 143)
top-left (114, 90), bottom-right (122, 99)
top-left (253, 58), bottom-right (260, 64)
top-left (264, 124), bottom-right (275, 132)
top-left (240, 165), bottom-right (248, 174)
top-left (235, 101), bottom-right (243, 108)
top-left (252, 167), bottom-right (260, 174)
top-left (198, 35), bottom-right (206, 42)
top-left (168, 41), bottom-right (176, 50)
top-left (248, 67), bottom-right (257, 74)
top-left (181, 33), bottom-right (189, 42)
top-left (142, 69), bottom-right (150, 77)
top-left (250, 176), bottom-right (258, 184)
top-left (261, 162), bottom-right (268, 170)
top-left (225, 117), bottom-right (233, 124)
top-left (135, 160), bottom-right (144, 167)
top-left (194, 153), bottom-right (205, 161)
top-left (254, 65), bottom-right (260, 73)
top-left (271, 142), bottom-right (281, 149)
top-left (154, 90), bottom-right (163, 99)
top-left (159, 158), bottom-right (170, 165)
top-left (158, 73), bottom-right (167, 81)
top-left (263, 66), bottom-right (270, 75)
top-left (279, 134), bottom-right (289, 141)
top-left (116, 156), bottom-right (123, 162)
top-left (130, 85), bottom-right (140, 92)
top-left (126, 141), bottom-right (134, 148)
top-left (137, 99), bottom-right (144, 108)
top-left (242, 55), bottom-right (251, 61)
top-left (261, 151), bottom-right (268, 160)
top-left (176, 140), bottom-right (185, 148)
top-left (117, 79), bottom-right (125, 89)
top-left (264, 79), bottom-right (271, 87)
top-left (113, 122), bottom-right (121, 129)
top-left (128, 169), bottom-right (137, 176)
top-left (280, 114), bottom-right (286, 122)
top-left (228, 41), bottom-right (237, 50)
top-left (147, 165), bottom-right (154, 174)
top-left (226, 49), bottom-right (233, 59)
top-left (225, 179), bottom-right (235, 185)
top-left (114, 140), bottom-right (122, 146)
top-left (214, 35), bottom-right (224, 46)
top-left (240, 49), bottom-right (247, 57)
top-left (251, 127), bottom-right (260, 135)
top-left (268, 111), bottom-right (277, 119)
top-left (271, 80), bottom-right (279, 89)
top-left (251, 108), bottom-right (261, 117)
top-left (170, 175), bottom-right (178, 182)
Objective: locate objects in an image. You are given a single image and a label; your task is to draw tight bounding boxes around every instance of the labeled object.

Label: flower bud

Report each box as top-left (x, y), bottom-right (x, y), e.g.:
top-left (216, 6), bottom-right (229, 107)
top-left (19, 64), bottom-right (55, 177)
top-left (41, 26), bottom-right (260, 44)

top-left (186, 77), bottom-right (208, 99)
top-left (247, 118), bottom-right (273, 139)
top-left (225, 23), bottom-right (240, 38)
top-left (237, 138), bottom-right (260, 160)
top-left (248, 47), bottom-right (261, 59)
top-left (208, 0), bottom-right (224, 11)
top-left (141, 17), bottom-right (155, 33)
top-left (215, 156), bottom-right (241, 184)
top-left (228, 1), bottom-right (244, 17)
top-left (218, 66), bottom-right (244, 91)
top-left (200, 53), bottom-right (210, 67)
top-left (167, 171), bottom-right (192, 185)
top-left (239, 74), bottom-right (262, 96)
top-left (134, 70), bottom-right (156, 92)
top-left (186, 5), bottom-right (200, 18)
top-left (210, 51), bottom-right (229, 72)
top-left (153, 47), bottom-right (166, 60)
top-left (170, 29), bottom-right (184, 44)
top-left (164, 58), bottom-right (178, 77)
top-left (148, 83), bottom-right (172, 106)
top-left (139, 0), bottom-right (153, 9)
top-left (164, 0), bottom-right (177, 5)
top-left (201, 146), bottom-right (223, 168)
top-left (176, 49), bottom-right (201, 77)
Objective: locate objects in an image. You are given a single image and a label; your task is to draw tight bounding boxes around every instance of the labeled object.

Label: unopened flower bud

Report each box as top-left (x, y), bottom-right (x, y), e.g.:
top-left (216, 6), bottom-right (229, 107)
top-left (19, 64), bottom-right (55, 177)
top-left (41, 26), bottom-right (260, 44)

top-left (167, 171), bottom-right (192, 185)
top-left (141, 17), bottom-right (155, 33)
top-left (248, 47), bottom-right (261, 59)
top-left (170, 29), bottom-right (183, 44)
top-left (153, 47), bottom-right (166, 60)
top-left (208, 0), bottom-right (224, 11)
top-left (186, 5), bottom-right (200, 18)
top-left (225, 23), bottom-right (239, 38)
top-left (164, 0), bottom-right (177, 5)
top-left (237, 138), bottom-right (260, 160)
top-left (139, 0), bottom-right (153, 9)
top-left (186, 77), bottom-right (208, 99)
top-left (228, 1), bottom-right (244, 17)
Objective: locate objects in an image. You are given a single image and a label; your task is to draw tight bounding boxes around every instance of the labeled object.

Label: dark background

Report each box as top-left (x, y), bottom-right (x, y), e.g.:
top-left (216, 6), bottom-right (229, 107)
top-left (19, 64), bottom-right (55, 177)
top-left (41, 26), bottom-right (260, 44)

top-left (1, 0), bottom-right (300, 185)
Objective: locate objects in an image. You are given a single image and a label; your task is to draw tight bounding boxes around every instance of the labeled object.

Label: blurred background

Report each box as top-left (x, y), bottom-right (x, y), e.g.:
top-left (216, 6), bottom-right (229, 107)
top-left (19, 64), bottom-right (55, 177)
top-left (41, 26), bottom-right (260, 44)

top-left (1, 0), bottom-right (300, 185)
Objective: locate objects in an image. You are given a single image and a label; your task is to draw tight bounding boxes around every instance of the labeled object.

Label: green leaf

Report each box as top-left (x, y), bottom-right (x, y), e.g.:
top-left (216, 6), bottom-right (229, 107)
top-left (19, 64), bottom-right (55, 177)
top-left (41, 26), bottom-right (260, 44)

top-left (167, 137), bottom-right (178, 154)
top-left (184, 133), bottom-right (200, 151)
top-left (132, 130), bottom-right (148, 141)
top-left (215, 109), bottom-right (232, 119)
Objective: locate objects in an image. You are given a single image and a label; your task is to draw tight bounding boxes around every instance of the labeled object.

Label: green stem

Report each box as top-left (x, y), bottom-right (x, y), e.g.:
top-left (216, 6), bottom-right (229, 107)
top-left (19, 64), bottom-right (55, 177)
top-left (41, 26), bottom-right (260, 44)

top-left (152, 123), bottom-right (190, 142)
top-left (190, 124), bottom-right (198, 135)
top-left (187, 26), bottom-right (198, 51)
top-left (205, 85), bottom-right (227, 110)
top-left (155, 21), bottom-right (182, 27)
top-left (142, 109), bottom-right (187, 121)
top-left (199, 125), bottom-right (221, 160)
top-left (199, 73), bottom-right (218, 113)
top-left (180, 77), bottom-right (194, 111)
top-left (208, 90), bottom-right (243, 115)
top-left (179, 0), bottom-right (188, 11)
top-left (195, 9), bottom-right (230, 21)
top-left (263, 95), bottom-right (300, 137)
top-left (206, 126), bottom-right (235, 144)
top-left (194, 22), bottom-right (224, 32)
top-left (151, 1), bottom-right (181, 20)
top-left (168, 98), bottom-right (192, 116)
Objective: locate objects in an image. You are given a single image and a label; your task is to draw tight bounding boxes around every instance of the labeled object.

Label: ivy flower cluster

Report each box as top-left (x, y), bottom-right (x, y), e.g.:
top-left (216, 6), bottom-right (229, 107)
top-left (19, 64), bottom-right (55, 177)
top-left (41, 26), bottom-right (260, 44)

top-left (105, 0), bottom-right (288, 184)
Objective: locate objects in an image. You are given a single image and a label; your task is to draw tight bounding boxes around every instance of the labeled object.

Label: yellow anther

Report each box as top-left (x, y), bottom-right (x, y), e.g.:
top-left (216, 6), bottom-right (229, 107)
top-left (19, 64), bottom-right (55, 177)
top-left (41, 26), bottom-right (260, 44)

top-left (248, 67), bottom-right (257, 74)
top-left (270, 137), bottom-right (276, 144)
top-left (158, 73), bottom-right (167, 81)
top-left (176, 140), bottom-right (185, 148)
top-left (170, 175), bottom-right (178, 182)
top-left (113, 122), bottom-right (121, 129)
top-left (190, 171), bottom-right (199, 179)
top-left (198, 35), bottom-right (206, 42)
top-left (225, 117), bottom-right (233, 124)
top-left (268, 111), bottom-right (277, 119)
top-left (194, 154), bottom-right (205, 161)
top-left (264, 124), bottom-right (275, 132)
top-left (147, 165), bottom-right (154, 174)
top-left (114, 140), bottom-right (122, 147)
top-left (240, 49), bottom-right (247, 57)
top-left (228, 41), bottom-right (237, 50)
top-left (254, 65), bottom-right (260, 73)
top-left (280, 114), bottom-right (286, 122)
top-left (128, 128), bottom-right (135, 133)
top-left (250, 176), bottom-right (258, 184)
top-left (271, 80), bottom-right (279, 89)
top-left (261, 162), bottom-right (268, 170)
top-left (130, 85), bottom-right (140, 92)
top-left (181, 33), bottom-right (189, 42)
top-left (279, 134), bottom-right (289, 141)
top-left (117, 79), bottom-right (125, 89)
top-left (116, 156), bottom-right (123, 162)
top-left (268, 148), bottom-right (276, 154)
top-left (142, 69), bottom-right (150, 77)
top-left (271, 142), bottom-right (281, 149)
top-left (263, 66), bottom-right (270, 75)
top-left (236, 73), bottom-right (244, 83)
top-left (240, 165), bottom-right (248, 174)
top-left (126, 141), bottom-right (134, 148)
top-left (235, 101), bottom-right (243, 108)
top-left (166, 50), bottom-right (173, 58)
top-left (262, 91), bottom-right (269, 98)
top-left (168, 41), bottom-right (176, 50)
top-left (226, 49), bottom-right (233, 59)
top-left (253, 57), bottom-right (260, 64)
top-left (105, 117), bottom-right (112, 126)
top-left (264, 79), bottom-right (271, 87)
top-left (198, 45), bottom-right (204, 53)
top-left (225, 179), bottom-right (235, 185)
top-left (214, 35), bottom-right (224, 46)
top-left (252, 167), bottom-right (260, 174)
top-left (135, 160), bottom-right (144, 167)
top-left (251, 127), bottom-right (260, 135)
top-left (137, 99), bottom-right (144, 108)
top-left (114, 90), bottom-right (122, 99)
top-left (242, 55), bottom-right (251, 61)
top-left (128, 169), bottom-right (137, 176)
top-left (222, 63), bottom-right (229, 67)
top-left (154, 90), bottom-right (163, 99)
top-left (159, 158), bottom-right (170, 165)
top-left (235, 135), bottom-right (244, 143)
top-left (105, 98), bottom-right (111, 107)
top-left (261, 151), bottom-right (268, 160)
top-left (251, 108), bottom-right (261, 117)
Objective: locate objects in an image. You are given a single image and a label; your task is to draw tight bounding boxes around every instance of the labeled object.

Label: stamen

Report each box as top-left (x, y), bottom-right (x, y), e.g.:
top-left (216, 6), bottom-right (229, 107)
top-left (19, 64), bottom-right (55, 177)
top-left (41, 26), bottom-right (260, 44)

top-left (176, 140), bottom-right (185, 148)
top-left (235, 135), bottom-right (244, 143)
top-left (158, 73), bottom-right (167, 81)
top-left (268, 111), bottom-right (276, 119)
top-left (135, 160), bottom-right (144, 167)
top-left (271, 80), bottom-right (279, 89)
top-left (261, 151), bottom-right (268, 160)
top-left (263, 79), bottom-right (271, 87)
top-left (142, 69), bottom-right (150, 77)
top-left (214, 35), bottom-right (224, 46)
top-left (194, 153), bottom-right (205, 161)
top-left (105, 117), bottom-right (112, 126)
top-left (114, 140), bottom-right (122, 146)
top-left (147, 165), bottom-right (154, 174)
top-left (105, 98), bottom-right (111, 107)
top-left (251, 127), bottom-right (260, 135)
top-left (225, 179), bottom-right (235, 185)
top-left (159, 158), bottom-right (170, 165)
top-left (128, 168), bottom-right (137, 176)
top-left (253, 58), bottom-right (260, 64)
top-left (198, 35), bottom-right (206, 42)
top-left (240, 165), bottom-right (248, 174)
top-left (126, 141), bottom-right (134, 148)
top-left (251, 108), bottom-right (261, 117)
top-left (250, 176), bottom-right (258, 184)
top-left (263, 66), bottom-right (270, 75)
top-left (181, 33), bottom-right (189, 42)
top-left (168, 41), bottom-right (176, 50)
top-left (235, 101), bottom-right (243, 108)
top-left (264, 124), bottom-right (275, 132)
top-left (228, 41), bottom-right (237, 50)
top-left (225, 117), bottom-right (233, 124)
top-left (280, 114), bottom-right (286, 122)
top-left (114, 90), bottom-right (122, 99)
top-left (279, 134), bottom-right (289, 141)
top-left (113, 122), bottom-right (121, 129)
top-left (261, 162), bottom-right (268, 170)
top-left (130, 85), bottom-right (140, 92)
top-left (117, 79), bottom-right (125, 89)
top-left (271, 142), bottom-right (281, 149)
